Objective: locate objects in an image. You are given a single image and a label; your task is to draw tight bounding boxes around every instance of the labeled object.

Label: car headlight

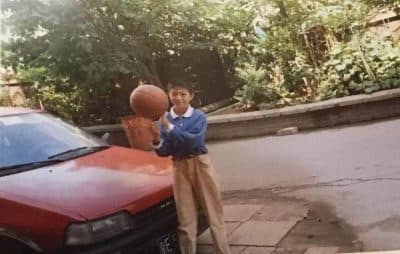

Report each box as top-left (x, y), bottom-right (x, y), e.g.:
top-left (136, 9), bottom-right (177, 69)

top-left (65, 212), bottom-right (134, 246)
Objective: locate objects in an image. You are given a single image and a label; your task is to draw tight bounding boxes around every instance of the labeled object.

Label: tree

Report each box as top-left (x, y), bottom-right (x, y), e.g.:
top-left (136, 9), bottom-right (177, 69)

top-left (3, 0), bottom-right (396, 122)
top-left (361, 0), bottom-right (400, 9)
top-left (1, 0), bottom-right (256, 124)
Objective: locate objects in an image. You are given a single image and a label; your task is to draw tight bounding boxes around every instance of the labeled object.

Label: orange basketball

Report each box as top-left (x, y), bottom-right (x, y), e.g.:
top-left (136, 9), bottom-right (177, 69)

top-left (129, 85), bottom-right (169, 120)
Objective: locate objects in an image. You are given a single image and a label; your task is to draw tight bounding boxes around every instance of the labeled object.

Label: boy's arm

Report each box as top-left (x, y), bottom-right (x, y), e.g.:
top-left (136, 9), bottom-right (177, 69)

top-left (153, 123), bottom-right (172, 156)
top-left (168, 113), bottom-right (207, 145)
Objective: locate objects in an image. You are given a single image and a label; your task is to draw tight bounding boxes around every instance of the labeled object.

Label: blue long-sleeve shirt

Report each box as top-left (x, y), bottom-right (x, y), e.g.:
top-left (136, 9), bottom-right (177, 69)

top-left (155, 107), bottom-right (208, 158)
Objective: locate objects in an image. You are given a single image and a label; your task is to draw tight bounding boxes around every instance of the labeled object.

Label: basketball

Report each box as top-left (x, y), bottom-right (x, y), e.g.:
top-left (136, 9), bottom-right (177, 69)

top-left (129, 84), bottom-right (169, 120)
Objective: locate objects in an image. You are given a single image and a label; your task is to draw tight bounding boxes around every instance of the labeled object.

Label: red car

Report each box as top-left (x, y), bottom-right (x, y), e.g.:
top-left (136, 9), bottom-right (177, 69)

top-left (0, 107), bottom-right (206, 254)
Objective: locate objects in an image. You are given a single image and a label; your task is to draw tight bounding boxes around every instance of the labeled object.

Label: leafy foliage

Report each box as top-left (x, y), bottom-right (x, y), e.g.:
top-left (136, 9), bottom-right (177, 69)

top-left (2, 0), bottom-right (256, 124)
top-left (16, 67), bottom-right (87, 123)
top-left (2, 0), bottom-right (399, 122)
top-left (361, 0), bottom-right (400, 9)
top-left (319, 32), bottom-right (400, 99)
top-left (235, 0), bottom-right (399, 108)
top-left (0, 86), bottom-right (12, 106)
top-left (234, 59), bottom-right (288, 109)
top-left (306, 0), bottom-right (369, 38)
top-left (235, 52), bottom-right (318, 109)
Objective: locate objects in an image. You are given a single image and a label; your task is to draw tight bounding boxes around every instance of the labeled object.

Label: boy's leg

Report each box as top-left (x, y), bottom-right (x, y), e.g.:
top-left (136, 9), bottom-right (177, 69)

top-left (172, 159), bottom-right (198, 254)
top-left (195, 154), bottom-right (231, 254)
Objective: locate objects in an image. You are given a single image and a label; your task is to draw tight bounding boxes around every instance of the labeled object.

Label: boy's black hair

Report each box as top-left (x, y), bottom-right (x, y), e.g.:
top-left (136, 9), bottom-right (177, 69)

top-left (166, 79), bottom-right (194, 94)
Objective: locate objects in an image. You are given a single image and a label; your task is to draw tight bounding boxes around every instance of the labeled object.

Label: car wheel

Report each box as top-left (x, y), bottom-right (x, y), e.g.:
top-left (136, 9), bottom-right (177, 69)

top-left (0, 237), bottom-right (37, 254)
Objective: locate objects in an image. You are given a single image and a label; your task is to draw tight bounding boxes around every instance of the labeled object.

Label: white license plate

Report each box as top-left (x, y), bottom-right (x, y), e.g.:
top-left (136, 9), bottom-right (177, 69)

top-left (157, 232), bottom-right (178, 254)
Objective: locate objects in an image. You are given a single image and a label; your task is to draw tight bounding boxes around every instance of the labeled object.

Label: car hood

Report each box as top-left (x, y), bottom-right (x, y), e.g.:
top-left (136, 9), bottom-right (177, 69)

top-left (0, 147), bottom-right (174, 220)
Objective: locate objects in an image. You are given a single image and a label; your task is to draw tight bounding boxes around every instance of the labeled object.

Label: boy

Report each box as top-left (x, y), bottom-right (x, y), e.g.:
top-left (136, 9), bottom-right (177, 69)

top-left (152, 79), bottom-right (231, 254)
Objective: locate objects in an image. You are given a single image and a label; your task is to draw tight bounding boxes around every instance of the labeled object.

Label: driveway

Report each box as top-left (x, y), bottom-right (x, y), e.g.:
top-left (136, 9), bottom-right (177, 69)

top-left (208, 118), bottom-right (400, 251)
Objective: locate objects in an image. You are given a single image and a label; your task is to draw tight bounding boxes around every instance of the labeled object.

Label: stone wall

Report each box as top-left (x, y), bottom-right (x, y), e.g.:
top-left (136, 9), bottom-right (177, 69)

top-left (84, 88), bottom-right (400, 146)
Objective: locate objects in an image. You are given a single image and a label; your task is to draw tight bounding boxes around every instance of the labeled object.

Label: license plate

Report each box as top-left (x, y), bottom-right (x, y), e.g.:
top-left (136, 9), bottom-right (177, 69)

top-left (157, 232), bottom-right (179, 254)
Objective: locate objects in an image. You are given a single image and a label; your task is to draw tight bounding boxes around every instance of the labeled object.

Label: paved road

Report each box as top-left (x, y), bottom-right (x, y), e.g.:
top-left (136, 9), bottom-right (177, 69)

top-left (208, 118), bottom-right (400, 251)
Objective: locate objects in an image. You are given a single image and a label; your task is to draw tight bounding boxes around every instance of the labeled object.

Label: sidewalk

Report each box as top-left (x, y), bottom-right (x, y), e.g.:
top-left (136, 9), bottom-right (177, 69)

top-left (196, 197), bottom-right (362, 254)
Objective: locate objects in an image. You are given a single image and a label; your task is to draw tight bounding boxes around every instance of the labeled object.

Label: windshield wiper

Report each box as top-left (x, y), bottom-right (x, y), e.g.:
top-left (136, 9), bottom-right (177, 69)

top-left (0, 146), bottom-right (110, 177)
top-left (48, 145), bottom-right (110, 160)
top-left (0, 159), bottom-right (65, 176)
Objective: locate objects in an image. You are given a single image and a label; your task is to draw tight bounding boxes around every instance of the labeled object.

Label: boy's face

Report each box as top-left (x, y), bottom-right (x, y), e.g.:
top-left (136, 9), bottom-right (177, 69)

top-left (168, 87), bottom-right (194, 111)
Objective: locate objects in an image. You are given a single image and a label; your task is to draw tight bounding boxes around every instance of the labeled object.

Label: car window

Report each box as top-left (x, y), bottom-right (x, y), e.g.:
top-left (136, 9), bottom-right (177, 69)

top-left (0, 112), bottom-right (107, 168)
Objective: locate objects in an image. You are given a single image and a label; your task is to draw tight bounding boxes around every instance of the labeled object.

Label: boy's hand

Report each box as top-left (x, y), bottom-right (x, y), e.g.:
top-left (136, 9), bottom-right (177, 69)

top-left (160, 112), bottom-right (172, 130)
top-left (151, 122), bottom-right (161, 145)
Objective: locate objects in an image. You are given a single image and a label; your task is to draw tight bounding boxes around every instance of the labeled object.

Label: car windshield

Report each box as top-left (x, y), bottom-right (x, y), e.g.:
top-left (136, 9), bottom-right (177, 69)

top-left (0, 112), bottom-right (108, 170)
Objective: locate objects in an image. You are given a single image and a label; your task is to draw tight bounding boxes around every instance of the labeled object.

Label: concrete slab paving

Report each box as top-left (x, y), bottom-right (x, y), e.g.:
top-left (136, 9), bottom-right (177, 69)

top-left (241, 247), bottom-right (276, 254)
top-left (197, 245), bottom-right (214, 254)
top-left (340, 251), bottom-right (400, 254)
top-left (198, 222), bottom-right (241, 244)
top-left (229, 220), bottom-right (298, 246)
top-left (231, 246), bottom-right (247, 254)
top-left (196, 245), bottom-right (246, 254)
top-left (274, 247), bottom-right (307, 254)
top-left (251, 201), bottom-right (308, 222)
top-left (224, 205), bottom-right (264, 222)
top-left (304, 247), bottom-right (340, 254)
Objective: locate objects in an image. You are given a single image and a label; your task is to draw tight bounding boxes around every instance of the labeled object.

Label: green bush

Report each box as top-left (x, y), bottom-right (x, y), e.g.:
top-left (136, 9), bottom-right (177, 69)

top-left (234, 61), bottom-right (271, 109)
top-left (16, 67), bottom-right (87, 124)
top-left (234, 58), bottom-right (294, 110)
top-left (35, 86), bottom-right (84, 123)
top-left (318, 32), bottom-right (400, 100)
top-left (234, 50), bottom-right (320, 109)
top-left (366, 33), bottom-right (400, 89)
top-left (284, 53), bottom-right (319, 103)
top-left (0, 86), bottom-right (12, 106)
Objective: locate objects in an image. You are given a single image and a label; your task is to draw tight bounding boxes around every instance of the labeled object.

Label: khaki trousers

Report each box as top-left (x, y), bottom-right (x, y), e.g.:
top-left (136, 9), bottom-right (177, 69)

top-left (172, 154), bottom-right (231, 254)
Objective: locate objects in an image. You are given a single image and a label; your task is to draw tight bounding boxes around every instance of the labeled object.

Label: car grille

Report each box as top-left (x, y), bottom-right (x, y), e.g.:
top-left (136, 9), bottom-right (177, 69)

top-left (131, 197), bottom-right (177, 227)
top-left (120, 197), bottom-right (178, 254)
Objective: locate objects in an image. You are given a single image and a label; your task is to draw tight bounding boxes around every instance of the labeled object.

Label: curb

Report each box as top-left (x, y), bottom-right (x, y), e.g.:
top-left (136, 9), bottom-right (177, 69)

top-left (206, 88), bottom-right (400, 140)
top-left (83, 88), bottom-right (400, 146)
